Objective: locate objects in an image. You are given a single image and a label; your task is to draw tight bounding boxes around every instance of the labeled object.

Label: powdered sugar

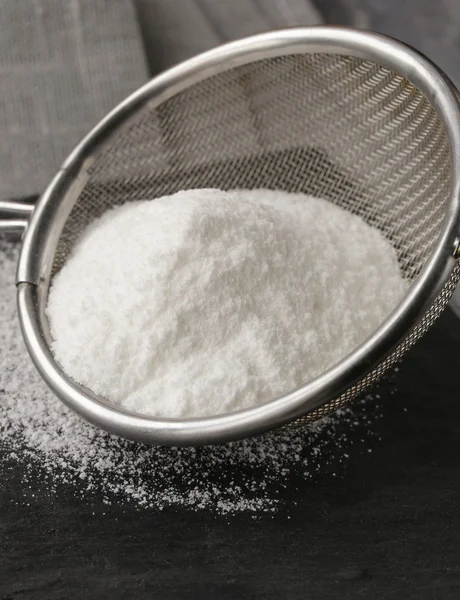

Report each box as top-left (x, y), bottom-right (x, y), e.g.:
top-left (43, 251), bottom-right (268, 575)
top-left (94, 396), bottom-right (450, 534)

top-left (0, 241), bottom-right (384, 514)
top-left (47, 189), bottom-right (406, 418)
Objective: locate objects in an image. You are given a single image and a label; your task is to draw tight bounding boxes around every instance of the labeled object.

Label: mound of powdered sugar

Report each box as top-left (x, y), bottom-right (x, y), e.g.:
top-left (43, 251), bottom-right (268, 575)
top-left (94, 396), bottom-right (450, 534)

top-left (0, 241), bottom-right (389, 514)
top-left (47, 189), bottom-right (406, 418)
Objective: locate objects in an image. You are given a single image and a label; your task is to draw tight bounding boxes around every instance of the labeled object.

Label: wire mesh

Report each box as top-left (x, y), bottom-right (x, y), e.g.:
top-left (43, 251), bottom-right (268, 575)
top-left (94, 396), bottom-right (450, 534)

top-left (51, 53), bottom-right (456, 424)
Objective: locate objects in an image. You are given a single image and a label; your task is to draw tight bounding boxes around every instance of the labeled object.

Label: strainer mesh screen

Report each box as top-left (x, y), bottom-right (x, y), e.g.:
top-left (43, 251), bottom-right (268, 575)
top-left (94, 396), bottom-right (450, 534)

top-left (51, 53), bottom-right (457, 424)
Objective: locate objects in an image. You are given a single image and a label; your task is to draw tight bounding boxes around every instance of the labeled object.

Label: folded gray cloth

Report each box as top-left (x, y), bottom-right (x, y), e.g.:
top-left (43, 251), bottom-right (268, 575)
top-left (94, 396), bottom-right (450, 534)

top-left (0, 0), bottom-right (322, 199)
top-left (135, 0), bottom-right (322, 71)
top-left (0, 0), bottom-right (148, 199)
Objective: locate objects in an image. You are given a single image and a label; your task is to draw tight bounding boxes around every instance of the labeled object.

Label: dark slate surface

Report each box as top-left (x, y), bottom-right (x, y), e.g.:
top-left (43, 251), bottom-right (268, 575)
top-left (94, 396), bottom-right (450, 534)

top-left (2, 308), bottom-right (460, 599)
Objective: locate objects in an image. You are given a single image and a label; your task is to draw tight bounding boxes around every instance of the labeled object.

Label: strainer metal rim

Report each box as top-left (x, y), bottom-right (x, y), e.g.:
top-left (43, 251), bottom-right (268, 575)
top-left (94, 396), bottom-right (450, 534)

top-left (15, 26), bottom-right (460, 446)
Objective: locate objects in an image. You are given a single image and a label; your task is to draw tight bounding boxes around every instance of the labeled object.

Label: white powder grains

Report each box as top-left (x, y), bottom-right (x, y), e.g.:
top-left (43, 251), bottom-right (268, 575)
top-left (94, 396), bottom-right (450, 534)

top-left (0, 241), bottom-right (392, 514)
top-left (47, 188), bottom-right (406, 418)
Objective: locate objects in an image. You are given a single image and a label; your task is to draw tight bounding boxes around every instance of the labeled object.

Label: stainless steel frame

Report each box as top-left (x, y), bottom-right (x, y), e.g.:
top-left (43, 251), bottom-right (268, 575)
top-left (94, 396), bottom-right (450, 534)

top-left (1, 27), bottom-right (460, 445)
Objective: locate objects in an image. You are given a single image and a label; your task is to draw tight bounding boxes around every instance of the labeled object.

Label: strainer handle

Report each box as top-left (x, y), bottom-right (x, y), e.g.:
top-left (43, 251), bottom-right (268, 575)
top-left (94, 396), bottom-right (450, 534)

top-left (0, 199), bottom-right (34, 236)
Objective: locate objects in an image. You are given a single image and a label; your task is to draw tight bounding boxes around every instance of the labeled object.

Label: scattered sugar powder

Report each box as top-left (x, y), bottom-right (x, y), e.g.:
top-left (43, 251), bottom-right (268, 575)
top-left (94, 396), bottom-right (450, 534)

top-left (47, 189), bottom-right (406, 418)
top-left (0, 242), bottom-right (388, 515)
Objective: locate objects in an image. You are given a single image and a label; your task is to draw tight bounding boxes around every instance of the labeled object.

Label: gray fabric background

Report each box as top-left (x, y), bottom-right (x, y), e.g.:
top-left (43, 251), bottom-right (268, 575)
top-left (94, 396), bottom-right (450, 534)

top-left (135, 0), bottom-right (321, 71)
top-left (0, 0), bottom-right (321, 200)
top-left (0, 1), bottom-right (149, 199)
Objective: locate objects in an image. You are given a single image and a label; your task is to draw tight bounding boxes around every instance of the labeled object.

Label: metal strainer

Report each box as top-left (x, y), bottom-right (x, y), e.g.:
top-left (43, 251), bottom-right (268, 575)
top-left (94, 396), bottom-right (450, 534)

top-left (2, 27), bottom-right (460, 446)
